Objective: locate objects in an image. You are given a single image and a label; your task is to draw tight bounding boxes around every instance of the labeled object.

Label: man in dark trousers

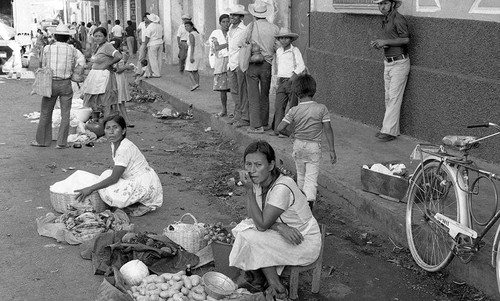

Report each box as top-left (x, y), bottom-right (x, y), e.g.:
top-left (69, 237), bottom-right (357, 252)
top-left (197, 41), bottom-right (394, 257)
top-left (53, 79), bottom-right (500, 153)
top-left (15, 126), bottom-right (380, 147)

top-left (371, 0), bottom-right (410, 142)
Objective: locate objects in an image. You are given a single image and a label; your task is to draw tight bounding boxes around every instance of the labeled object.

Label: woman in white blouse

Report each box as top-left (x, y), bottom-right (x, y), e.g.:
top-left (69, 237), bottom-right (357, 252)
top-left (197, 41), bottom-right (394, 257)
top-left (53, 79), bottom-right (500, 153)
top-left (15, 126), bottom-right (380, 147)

top-left (75, 115), bottom-right (163, 216)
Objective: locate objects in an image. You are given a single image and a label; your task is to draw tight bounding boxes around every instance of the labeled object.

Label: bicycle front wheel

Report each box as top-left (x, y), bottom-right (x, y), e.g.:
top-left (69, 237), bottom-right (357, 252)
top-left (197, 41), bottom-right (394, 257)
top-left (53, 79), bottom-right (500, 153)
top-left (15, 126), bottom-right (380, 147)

top-left (406, 160), bottom-right (460, 272)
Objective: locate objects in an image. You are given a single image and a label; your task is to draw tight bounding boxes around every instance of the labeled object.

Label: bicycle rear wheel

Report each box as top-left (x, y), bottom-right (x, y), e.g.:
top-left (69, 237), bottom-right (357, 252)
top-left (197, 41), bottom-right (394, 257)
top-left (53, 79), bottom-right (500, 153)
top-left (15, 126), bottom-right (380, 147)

top-left (406, 160), bottom-right (460, 272)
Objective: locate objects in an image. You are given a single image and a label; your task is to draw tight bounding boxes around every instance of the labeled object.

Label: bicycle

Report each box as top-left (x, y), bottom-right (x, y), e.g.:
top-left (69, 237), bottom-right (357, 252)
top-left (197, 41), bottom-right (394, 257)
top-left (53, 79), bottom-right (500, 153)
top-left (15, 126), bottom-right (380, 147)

top-left (405, 122), bottom-right (500, 293)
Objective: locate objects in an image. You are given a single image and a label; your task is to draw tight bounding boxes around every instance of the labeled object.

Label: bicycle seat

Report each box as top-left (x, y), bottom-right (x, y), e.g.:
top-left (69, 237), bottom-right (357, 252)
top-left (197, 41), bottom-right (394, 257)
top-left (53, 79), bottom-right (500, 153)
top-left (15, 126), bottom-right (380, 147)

top-left (442, 135), bottom-right (477, 147)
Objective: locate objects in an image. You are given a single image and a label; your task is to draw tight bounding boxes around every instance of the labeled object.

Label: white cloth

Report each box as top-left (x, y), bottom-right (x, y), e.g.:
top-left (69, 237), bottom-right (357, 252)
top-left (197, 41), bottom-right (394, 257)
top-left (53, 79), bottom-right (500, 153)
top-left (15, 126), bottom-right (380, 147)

top-left (176, 24), bottom-right (189, 41)
top-left (275, 45), bottom-right (305, 78)
top-left (229, 175), bottom-right (321, 273)
top-left (209, 29), bottom-right (228, 58)
top-left (145, 23), bottom-right (164, 47)
top-left (98, 138), bottom-right (163, 209)
top-left (227, 22), bottom-right (247, 71)
top-left (81, 69), bottom-right (110, 95)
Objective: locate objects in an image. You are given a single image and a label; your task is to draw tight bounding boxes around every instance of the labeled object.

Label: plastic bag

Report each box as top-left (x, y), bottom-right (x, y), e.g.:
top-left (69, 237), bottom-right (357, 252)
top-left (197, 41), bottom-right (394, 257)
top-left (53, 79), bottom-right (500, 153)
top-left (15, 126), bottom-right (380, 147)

top-left (32, 67), bottom-right (53, 97)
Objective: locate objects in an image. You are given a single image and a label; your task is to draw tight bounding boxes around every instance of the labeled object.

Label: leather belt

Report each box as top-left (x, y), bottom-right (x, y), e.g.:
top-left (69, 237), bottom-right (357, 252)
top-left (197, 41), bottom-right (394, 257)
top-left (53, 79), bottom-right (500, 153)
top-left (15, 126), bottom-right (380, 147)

top-left (385, 54), bottom-right (408, 63)
top-left (180, 40), bottom-right (187, 42)
top-left (53, 78), bottom-right (70, 81)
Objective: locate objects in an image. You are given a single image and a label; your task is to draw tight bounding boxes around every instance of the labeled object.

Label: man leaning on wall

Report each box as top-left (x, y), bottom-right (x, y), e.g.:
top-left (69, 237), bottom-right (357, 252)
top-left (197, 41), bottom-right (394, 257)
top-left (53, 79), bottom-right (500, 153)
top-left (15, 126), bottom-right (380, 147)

top-left (370, 0), bottom-right (410, 142)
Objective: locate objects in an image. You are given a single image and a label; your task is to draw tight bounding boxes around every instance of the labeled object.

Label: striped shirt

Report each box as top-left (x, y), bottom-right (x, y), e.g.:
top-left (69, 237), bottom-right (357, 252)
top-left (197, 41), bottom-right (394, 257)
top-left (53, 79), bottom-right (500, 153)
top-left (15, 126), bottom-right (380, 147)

top-left (42, 42), bottom-right (85, 79)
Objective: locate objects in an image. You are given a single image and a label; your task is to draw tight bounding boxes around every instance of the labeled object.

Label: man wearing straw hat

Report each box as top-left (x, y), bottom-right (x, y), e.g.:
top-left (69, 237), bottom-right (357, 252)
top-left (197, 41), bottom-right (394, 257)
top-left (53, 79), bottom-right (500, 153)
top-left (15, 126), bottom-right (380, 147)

top-left (245, 1), bottom-right (279, 134)
top-left (226, 4), bottom-right (250, 128)
top-left (270, 27), bottom-right (305, 137)
top-left (370, 0), bottom-right (410, 142)
top-left (176, 14), bottom-right (192, 73)
top-left (31, 23), bottom-right (85, 149)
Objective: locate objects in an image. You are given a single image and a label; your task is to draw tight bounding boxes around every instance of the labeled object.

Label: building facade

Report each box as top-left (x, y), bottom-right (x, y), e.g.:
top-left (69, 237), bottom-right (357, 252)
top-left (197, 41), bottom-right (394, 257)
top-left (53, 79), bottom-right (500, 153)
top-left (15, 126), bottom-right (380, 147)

top-left (309, 0), bottom-right (500, 162)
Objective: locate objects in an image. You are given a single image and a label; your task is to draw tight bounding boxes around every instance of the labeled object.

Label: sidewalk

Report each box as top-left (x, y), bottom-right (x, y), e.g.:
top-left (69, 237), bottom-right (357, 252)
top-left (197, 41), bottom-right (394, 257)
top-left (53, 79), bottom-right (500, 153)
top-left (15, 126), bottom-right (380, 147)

top-left (140, 62), bottom-right (499, 297)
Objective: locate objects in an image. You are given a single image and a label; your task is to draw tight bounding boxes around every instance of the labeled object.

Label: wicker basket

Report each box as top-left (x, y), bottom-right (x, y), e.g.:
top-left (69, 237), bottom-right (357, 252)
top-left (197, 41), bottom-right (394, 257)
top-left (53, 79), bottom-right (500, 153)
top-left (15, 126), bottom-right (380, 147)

top-left (163, 213), bottom-right (207, 253)
top-left (49, 190), bottom-right (109, 213)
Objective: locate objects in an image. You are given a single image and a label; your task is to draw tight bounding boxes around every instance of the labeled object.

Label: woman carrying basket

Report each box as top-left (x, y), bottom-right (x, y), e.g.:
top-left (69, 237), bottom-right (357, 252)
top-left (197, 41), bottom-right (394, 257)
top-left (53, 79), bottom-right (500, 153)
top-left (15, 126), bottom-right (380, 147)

top-left (75, 115), bottom-right (163, 216)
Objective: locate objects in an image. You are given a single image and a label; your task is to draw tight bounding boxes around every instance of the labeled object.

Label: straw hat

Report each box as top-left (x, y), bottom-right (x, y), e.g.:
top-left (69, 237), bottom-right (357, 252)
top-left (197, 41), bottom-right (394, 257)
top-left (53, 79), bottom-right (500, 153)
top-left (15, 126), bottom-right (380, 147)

top-left (181, 14), bottom-right (192, 20)
top-left (53, 24), bottom-right (76, 35)
top-left (248, 1), bottom-right (274, 18)
top-left (373, 0), bottom-right (402, 8)
top-left (227, 4), bottom-right (248, 15)
top-left (275, 28), bottom-right (299, 41)
top-left (147, 13), bottom-right (160, 23)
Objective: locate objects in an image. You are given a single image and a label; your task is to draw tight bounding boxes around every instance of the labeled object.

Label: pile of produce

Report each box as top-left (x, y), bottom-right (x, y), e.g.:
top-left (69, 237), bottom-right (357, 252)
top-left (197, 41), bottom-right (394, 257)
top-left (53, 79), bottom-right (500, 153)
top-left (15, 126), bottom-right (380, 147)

top-left (121, 231), bottom-right (177, 256)
top-left (202, 222), bottom-right (235, 245)
top-left (130, 84), bottom-right (163, 103)
top-left (54, 208), bottom-right (130, 241)
top-left (128, 270), bottom-right (208, 301)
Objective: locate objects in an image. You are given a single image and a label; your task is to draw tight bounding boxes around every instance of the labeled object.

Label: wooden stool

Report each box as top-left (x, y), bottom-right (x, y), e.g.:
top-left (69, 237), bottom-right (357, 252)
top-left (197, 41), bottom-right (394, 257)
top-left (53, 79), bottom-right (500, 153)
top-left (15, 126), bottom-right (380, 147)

top-left (282, 223), bottom-right (326, 300)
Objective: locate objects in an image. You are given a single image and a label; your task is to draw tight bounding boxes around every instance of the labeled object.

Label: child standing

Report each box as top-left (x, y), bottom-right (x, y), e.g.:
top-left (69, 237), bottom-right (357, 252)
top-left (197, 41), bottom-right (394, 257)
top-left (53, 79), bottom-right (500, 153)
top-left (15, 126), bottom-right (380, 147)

top-left (277, 74), bottom-right (337, 209)
top-left (113, 50), bottom-right (135, 127)
top-left (134, 59), bottom-right (150, 84)
top-left (270, 28), bottom-right (305, 137)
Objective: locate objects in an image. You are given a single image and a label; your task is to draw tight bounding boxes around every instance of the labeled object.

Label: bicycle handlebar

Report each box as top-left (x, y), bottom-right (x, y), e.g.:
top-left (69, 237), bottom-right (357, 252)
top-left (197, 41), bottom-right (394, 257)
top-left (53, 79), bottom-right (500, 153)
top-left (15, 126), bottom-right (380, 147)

top-left (467, 124), bottom-right (490, 128)
top-left (467, 123), bottom-right (500, 130)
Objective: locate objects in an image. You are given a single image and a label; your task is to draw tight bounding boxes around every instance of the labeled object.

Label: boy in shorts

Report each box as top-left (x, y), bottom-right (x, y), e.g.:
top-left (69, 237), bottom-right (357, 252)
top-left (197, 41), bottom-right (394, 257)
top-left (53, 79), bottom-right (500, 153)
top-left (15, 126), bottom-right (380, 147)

top-left (277, 74), bottom-right (337, 209)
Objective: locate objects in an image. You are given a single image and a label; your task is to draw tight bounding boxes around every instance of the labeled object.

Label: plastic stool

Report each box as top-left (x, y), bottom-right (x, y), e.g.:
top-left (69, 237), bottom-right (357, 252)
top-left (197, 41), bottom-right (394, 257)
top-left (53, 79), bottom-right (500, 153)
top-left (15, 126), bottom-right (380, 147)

top-left (282, 223), bottom-right (326, 300)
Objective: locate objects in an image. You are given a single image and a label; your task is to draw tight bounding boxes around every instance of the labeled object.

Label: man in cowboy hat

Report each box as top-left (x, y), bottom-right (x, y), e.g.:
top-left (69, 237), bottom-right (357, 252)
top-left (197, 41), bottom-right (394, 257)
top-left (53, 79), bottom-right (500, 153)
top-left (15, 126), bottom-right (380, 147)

top-left (144, 13), bottom-right (164, 78)
top-left (370, 0), bottom-right (410, 142)
top-left (31, 23), bottom-right (85, 149)
top-left (270, 27), bottom-right (305, 137)
top-left (176, 14), bottom-right (192, 73)
top-left (245, 0), bottom-right (279, 134)
top-left (226, 4), bottom-right (250, 128)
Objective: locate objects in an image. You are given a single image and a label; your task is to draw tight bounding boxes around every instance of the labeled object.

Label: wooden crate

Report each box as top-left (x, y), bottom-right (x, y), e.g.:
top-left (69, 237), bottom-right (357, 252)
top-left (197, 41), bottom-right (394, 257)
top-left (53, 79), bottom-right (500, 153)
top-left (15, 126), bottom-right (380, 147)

top-left (361, 164), bottom-right (409, 202)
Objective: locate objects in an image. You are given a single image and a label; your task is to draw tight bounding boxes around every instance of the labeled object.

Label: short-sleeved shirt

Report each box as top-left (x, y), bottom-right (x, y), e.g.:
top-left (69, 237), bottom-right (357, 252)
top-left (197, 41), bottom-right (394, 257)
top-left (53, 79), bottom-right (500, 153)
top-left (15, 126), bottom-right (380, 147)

top-left (137, 21), bottom-right (147, 42)
top-left (381, 11), bottom-right (409, 57)
top-left (125, 25), bottom-right (135, 37)
top-left (42, 42), bottom-right (85, 79)
top-left (90, 42), bottom-right (118, 70)
top-left (177, 24), bottom-right (189, 41)
top-left (112, 138), bottom-right (151, 179)
top-left (111, 25), bottom-right (124, 37)
top-left (145, 23), bottom-right (164, 47)
top-left (282, 101), bottom-right (331, 142)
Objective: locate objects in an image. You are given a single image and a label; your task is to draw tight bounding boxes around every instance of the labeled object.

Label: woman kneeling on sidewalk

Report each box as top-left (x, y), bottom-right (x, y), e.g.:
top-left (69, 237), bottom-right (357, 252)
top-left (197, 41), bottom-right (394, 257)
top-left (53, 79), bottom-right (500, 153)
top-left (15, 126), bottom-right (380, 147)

top-left (75, 115), bottom-right (163, 216)
top-left (229, 140), bottom-right (321, 301)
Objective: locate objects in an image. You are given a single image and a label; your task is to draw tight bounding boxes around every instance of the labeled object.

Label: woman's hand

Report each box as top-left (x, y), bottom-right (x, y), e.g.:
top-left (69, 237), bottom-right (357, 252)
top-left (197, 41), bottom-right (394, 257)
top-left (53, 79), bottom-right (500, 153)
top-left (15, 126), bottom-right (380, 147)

top-left (276, 223), bottom-right (304, 245)
top-left (74, 187), bottom-right (94, 202)
top-left (238, 170), bottom-right (253, 190)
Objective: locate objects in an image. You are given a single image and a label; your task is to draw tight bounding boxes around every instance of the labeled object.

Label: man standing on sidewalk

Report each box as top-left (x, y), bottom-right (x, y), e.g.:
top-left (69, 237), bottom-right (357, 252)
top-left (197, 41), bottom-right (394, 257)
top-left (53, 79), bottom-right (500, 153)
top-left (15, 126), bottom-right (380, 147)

top-left (176, 14), bottom-right (192, 73)
top-left (136, 13), bottom-right (150, 67)
top-left (245, 1), bottom-right (279, 134)
top-left (371, 0), bottom-right (410, 142)
top-left (144, 14), bottom-right (164, 78)
top-left (226, 5), bottom-right (250, 127)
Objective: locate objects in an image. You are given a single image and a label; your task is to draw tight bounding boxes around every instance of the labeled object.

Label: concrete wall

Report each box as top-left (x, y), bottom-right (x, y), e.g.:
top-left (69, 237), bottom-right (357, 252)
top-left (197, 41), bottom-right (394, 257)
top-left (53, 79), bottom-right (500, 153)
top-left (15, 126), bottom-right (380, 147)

top-left (308, 12), bottom-right (500, 162)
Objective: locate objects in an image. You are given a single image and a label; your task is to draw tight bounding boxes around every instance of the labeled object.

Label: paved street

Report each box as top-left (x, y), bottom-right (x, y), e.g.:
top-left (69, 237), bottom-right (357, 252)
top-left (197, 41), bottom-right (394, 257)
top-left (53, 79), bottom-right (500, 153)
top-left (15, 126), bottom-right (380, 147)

top-left (0, 71), bottom-right (493, 300)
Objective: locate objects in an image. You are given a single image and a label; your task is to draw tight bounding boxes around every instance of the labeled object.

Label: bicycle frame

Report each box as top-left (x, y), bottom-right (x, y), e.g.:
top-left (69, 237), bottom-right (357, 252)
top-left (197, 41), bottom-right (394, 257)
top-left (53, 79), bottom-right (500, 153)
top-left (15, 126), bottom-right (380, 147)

top-left (411, 143), bottom-right (500, 257)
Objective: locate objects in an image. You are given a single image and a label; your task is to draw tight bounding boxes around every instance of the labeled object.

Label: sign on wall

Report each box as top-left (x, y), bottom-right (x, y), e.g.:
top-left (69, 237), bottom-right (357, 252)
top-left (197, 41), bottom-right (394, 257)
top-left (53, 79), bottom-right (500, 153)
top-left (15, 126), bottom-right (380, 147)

top-left (312, 0), bottom-right (500, 22)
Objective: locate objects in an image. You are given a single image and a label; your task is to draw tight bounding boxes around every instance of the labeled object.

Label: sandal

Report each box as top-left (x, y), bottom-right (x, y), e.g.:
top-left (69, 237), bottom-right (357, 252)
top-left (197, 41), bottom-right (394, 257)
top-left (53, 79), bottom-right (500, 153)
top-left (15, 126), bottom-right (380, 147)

top-left (55, 144), bottom-right (71, 149)
top-left (30, 141), bottom-right (46, 147)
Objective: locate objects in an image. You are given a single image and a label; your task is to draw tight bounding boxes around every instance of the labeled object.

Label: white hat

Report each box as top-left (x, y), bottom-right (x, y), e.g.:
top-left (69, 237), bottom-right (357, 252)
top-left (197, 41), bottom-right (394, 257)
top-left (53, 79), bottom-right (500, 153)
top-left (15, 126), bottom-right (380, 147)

top-left (227, 4), bottom-right (248, 15)
top-left (373, 0), bottom-right (402, 8)
top-left (147, 13), bottom-right (160, 23)
top-left (248, 1), bottom-right (274, 18)
top-left (53, 24), bottom-right (76, 35)
top-left (181, 14), bottom-right (192, 20)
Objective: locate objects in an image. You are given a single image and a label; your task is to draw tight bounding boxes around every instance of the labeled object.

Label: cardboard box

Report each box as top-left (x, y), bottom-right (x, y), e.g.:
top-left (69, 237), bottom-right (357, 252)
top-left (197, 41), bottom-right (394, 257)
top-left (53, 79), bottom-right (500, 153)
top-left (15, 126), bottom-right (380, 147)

top-left (361, 163), bottom-right (409, 202)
